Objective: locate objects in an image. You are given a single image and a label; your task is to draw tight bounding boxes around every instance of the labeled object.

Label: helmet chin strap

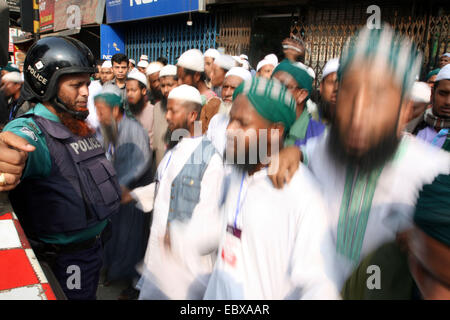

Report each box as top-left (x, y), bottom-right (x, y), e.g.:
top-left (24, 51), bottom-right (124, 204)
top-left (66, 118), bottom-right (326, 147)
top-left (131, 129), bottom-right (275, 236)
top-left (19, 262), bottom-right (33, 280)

top-left (50, 96), bottom-right (89, 121)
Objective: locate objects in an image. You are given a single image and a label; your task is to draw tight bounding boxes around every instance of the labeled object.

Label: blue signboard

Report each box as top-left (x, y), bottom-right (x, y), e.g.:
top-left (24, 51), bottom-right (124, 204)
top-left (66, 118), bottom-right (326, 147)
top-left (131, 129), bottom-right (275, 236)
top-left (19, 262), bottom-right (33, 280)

top-left (100, 24), bottom-right (125, 60)
top-left (106, 0), bottom-right (204, 24)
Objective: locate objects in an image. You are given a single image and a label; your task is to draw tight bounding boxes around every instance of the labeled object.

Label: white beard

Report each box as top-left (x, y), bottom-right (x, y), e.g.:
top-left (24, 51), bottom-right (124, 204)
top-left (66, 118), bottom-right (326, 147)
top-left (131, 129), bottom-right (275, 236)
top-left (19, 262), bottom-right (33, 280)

top-left (219, 101), bottom-right (233, 116)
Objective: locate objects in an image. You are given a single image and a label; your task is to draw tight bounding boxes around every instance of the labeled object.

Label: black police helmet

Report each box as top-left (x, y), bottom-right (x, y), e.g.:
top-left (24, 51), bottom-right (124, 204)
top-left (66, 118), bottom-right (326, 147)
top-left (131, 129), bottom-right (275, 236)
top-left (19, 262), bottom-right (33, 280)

top-left (22, 36), bottom-right (95, 102)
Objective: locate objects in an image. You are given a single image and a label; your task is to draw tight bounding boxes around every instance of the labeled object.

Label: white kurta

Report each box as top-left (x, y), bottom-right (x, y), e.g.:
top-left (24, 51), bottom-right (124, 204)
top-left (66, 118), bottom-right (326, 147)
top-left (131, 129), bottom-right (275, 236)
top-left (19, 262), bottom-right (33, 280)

top-left (207, 113), bottom-right (230, 155)
top-left (301, 131), bottom-right (450, 288)
top-left (87, 80), bottom-right (102, 130)
top-left (204, 165), bottom-right (341, 300)
top-left (137, 136), bottom-right (225, 300)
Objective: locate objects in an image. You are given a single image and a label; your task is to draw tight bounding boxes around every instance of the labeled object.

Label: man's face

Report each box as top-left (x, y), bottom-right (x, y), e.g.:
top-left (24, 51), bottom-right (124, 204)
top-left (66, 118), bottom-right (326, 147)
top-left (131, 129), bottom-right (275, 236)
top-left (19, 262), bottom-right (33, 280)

top-left (166, 98), bottom-right (190, 132)
top-left (95, 99), bottom-right (115, 126)
top-left (94, 64), bottom-right (102, 80)
top-left (126, 79), bottom-right (146, 106)
top-left (272, 71), bottom-right (307, 108)
top-left (58, 73), bottom-right (90, 112)
top-left (160, 76), bottom-right (178, 98)
top-left (112, 61), bottom-right (128, 80)
top-left (148, 72), bottom-right (161, 92)
top-left (431, 79), bottom-right (450, 119)
top-left (333, 63), bottom-right (406, 158)
top-left (408, 227), bottom-right (450, 300)
top-left (204, 57), bottom-right (214, 80)
top-left (128, 62), bottom-right (135, 72)
top-left (211, 64), bottom-right (226, 87)
top-left (221, 75), bottom-right (243, 103)
top-left (176, 67), bottom-right (194, 86)
top-left (226, 95), bottom-right (277, 171)
top-left (100, 67), bottom-right (114, 84)
top-left (258, 64), bottom-right (275, 79)
top-left (320, 72), bottom-right (338, 107)
top-left (0, 80), bottom-right (21, 98)
top-left (438, 55), bottom-right (450, 69)
top-left (138, 67), bottom-right (146, 74)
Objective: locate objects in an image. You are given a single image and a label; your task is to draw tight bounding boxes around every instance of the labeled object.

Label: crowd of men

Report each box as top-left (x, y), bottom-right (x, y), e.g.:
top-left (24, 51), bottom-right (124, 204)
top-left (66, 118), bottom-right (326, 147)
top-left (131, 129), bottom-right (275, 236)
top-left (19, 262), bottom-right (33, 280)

top-left (0, 24), bottom-right (449, 300)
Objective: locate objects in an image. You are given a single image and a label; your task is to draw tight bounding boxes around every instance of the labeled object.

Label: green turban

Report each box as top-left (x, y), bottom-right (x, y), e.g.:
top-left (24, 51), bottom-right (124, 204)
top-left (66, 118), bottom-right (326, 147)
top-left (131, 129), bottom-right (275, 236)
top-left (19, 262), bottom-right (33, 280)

top-left (94, 83), bottom-right (123, 110)
top-left (233, 77), bottom-right (297, 132)
top-left (338, 24), bottom-right (422, 97)
top-left (426, 68), bottom-right (440, 81)
top-left (272, 59), bottom-right (313, 99)
top-left (414, 174), bottom-right (450, 247)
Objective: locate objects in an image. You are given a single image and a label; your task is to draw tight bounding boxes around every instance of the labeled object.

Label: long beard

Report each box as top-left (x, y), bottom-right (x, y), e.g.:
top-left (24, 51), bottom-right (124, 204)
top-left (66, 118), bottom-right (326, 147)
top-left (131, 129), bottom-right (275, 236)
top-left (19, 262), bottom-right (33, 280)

top-left (317, 98), bottom-right (334, 122)
top-left (164, 119), bottom-right (190, 150)
top-left (129, 98), bottom-right (145, 116)
top-left (56, 111), bottom-right (94, 137)
top-left (161, 97), bottom-right (168, 112)
top-left (100, 118), bottom-right (118, 149)
top-left (328, 123), bottom-right (400, 174)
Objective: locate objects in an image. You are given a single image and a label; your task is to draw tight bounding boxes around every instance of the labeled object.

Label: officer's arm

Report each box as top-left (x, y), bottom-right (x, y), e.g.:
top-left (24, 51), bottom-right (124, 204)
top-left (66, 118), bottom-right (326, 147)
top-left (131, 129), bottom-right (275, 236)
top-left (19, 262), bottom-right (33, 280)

top-left (0, 131), bottom-right (36, 191)
top-left (2, 119), bottom-right (51, 183)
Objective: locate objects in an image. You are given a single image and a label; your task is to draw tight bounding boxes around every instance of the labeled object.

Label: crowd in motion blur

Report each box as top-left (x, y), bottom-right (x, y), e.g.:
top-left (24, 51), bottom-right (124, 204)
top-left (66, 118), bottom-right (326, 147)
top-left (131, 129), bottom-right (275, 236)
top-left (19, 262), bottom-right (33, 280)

top-left (0, 24), bottom-right (450, 300)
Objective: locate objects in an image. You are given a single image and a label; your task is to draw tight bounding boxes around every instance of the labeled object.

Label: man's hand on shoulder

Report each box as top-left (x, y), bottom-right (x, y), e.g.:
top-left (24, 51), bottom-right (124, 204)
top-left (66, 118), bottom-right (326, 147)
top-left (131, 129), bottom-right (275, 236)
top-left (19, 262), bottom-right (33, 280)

top-left (268, 145), bottom-right (302, 189)
top-left (0, 131), bottom-right (36, 191)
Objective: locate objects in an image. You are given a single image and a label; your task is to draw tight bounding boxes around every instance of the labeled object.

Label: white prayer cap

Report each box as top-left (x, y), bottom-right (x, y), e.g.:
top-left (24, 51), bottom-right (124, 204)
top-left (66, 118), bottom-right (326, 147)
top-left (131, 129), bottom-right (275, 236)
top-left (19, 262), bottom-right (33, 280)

top-left (410, 81), bottom-right (431, 103)
top-left (1, 71), bottom-right (23, 83)
top-left (442, 53), bottom-right (450, 58)
top-left (264, 54), bottom-right (278, 66)
top-left (128, 69), bottom-right (148, 87)
top-left (232, 56), bottom-right (244, 66)
top-left (225, 67), bottom-right (252, 82)
top-left (214, 54), bottom-right (236, 71)
top-left (256, 59), bottom-right (275, 72)
top-left (146, 62), bottom-right (164, 76)
top-left (140, 55), bottom-right (149, 61)
top-left (129, 59), bottom-right (136, 66)
top-left (101, 83), bottom-right (122, 97)
top-left (137, 60), bottom-right (149, 68)
top-left (159, 64), bottom-right (177, 78)
top-left (204, 48), bottom-right (220, 60)
top-left (101, 60), bottom-right (112, 69)
top-left (296, 62), bottom-right (316, 80)
top-left (239, 54), bottom-right (249, 61)
top-left (168, 84), bottom-right (202, 105)
top-left (177, 49), bottom-right (204, 72)
top-left (321, 58), bottom-right (340, 81)
top-left (436, 64), bottom-right (450, 82)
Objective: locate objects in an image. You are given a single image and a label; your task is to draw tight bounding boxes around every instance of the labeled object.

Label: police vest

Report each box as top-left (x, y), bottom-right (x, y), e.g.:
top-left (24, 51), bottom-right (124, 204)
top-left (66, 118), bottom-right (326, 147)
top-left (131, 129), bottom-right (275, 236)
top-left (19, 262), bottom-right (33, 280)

top-left (9, 115), bottom-right (121, 236)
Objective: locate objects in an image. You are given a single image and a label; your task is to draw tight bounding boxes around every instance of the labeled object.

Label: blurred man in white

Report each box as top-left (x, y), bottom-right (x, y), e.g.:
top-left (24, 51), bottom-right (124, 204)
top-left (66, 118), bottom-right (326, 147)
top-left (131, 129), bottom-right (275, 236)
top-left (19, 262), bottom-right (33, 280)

top-left (131, 85), bottom-right (224, 300)
top-left (86, 60), bottom-right (114, 132)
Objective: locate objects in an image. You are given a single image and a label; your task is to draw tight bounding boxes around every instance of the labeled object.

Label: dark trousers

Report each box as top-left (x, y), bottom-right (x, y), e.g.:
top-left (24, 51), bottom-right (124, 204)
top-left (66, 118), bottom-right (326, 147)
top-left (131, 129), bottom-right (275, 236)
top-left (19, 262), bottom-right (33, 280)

top-left (49, 238), bottom-right (103, 300)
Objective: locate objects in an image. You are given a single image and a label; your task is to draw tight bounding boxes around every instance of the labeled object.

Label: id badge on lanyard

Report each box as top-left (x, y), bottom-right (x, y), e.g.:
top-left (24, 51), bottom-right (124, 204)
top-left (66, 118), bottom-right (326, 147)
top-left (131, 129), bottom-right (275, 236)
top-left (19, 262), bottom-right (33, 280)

top-left (220, 173), bottom-right (247, 281)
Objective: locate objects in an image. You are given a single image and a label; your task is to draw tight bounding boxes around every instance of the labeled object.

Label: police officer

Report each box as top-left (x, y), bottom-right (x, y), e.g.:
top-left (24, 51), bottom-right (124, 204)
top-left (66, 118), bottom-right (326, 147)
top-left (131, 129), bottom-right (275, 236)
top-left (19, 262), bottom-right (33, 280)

top-left (0, 37), bottom-right (121, 300)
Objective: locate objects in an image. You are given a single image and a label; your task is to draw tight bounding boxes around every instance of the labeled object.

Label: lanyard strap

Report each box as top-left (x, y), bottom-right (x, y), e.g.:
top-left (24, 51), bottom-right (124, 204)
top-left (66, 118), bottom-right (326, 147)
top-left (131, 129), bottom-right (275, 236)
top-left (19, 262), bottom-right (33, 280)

top-left (432, 128), bottom-right (449, 146)
top-left (159, 151), bottom-right (173, 181)
top-left (234, 172), bottom-right (247, 229)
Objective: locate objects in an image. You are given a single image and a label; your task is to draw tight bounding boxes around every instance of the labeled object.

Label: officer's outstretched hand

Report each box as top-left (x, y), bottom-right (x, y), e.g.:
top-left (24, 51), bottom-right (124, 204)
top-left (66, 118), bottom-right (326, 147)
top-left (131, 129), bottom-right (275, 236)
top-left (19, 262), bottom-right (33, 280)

top-left (0, 131), bottom-right (36, 191)
top-left (268, 145), bottom-right (302, 189)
